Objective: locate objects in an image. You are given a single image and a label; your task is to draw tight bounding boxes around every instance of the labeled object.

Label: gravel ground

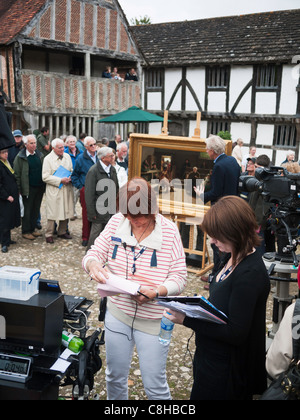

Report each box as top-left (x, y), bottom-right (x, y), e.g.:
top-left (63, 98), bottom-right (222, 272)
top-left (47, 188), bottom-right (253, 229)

top-left (0, 199), bottom-right (298, 400)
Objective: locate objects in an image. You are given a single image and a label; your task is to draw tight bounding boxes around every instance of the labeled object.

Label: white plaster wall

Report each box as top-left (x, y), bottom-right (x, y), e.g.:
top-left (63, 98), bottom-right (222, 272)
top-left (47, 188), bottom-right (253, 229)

top-left (186, 67), bottom-right (206, 111)
top-left (255, 92), bottom-right (277, 115)
top-left (256, 124), bottom-right (274, 147)
top-left (147, 92), bottom-right (162, 110)
top-left (165, 68), bottom-right (182, 111)
top-left (279, 65), bottom-right (298, 115)
top-left (230, 122), bottom-right (252, 143)
top-left (276, 150), bottom-right (291, 166)
top-left (255, 147), bottom-right (273, 162)
top-left (189, 119), bottom-right (208, 138)
top-left (234, 90), bottom-right (252, 114)
top-left (148, 122), bottom-right (163, 135)
top-left (207, 91), bottom-right (226, 113)
top-left (229, 66), bottom-right (253, 113)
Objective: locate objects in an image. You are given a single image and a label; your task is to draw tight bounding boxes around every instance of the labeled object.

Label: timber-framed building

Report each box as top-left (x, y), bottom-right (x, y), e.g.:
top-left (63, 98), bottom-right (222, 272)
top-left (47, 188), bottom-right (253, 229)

top-left (132, 10), bottom-right (300, 165)
top-left (0, 0), bottom-right (142, 140)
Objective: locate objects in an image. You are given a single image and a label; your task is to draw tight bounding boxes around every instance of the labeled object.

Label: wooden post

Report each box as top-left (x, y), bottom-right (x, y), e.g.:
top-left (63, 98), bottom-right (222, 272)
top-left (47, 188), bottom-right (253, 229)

top-left (161, 110), bottom-right (169, 135)
top-left (192, 112), bottom-right (201, 138)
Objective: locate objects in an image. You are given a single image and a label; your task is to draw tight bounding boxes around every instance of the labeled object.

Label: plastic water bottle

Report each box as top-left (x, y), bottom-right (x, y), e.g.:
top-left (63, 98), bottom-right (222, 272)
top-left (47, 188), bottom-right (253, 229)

top-left (62, 331), bottom-right (84, 353)
top-left (159, 314), bottom-right (174, 345)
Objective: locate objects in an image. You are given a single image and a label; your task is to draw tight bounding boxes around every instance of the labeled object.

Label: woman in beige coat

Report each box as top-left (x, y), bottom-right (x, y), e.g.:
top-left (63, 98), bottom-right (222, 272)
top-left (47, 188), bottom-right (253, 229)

top-left (42, 138), bottom-right (74, 243)
top-left (266, 302), bottom-right (295, 379)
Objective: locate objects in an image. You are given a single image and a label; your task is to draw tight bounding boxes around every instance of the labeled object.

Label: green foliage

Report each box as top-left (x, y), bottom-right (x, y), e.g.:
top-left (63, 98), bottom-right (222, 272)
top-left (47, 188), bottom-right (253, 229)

top-left (130, 15), bottom-right (152, 25)
top-left (217, 130), bottom-right (232, 140)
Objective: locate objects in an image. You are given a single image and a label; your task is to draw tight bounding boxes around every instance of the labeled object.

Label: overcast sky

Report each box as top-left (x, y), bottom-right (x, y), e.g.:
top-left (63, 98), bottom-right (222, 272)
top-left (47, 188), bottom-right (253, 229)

top-left (118, 0), bottom-right (300, 24)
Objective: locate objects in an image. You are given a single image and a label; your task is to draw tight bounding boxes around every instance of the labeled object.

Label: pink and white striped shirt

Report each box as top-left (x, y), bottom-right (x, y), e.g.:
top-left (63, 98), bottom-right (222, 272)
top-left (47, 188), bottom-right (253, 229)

top-left (83, 212), bottom-right (187, 321)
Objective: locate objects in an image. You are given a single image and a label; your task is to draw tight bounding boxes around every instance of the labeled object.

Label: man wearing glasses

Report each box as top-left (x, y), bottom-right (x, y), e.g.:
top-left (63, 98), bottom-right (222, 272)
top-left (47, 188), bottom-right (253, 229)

top-left (71, 137), bottom-right (98, 246)
top-left (85, 147), bottom-right (119, 251)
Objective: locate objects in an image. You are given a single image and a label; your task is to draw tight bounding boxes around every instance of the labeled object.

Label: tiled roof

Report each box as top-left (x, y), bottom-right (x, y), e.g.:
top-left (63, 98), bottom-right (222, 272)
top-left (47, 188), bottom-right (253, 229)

top-left (131, 10), bottom-right (300, 66)
top-left (0, 0), bottom-right (47, 45)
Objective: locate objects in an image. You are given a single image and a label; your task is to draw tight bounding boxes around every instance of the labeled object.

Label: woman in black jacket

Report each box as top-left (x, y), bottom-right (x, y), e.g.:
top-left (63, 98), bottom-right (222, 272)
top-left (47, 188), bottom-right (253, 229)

top-left (0, 149), bottom-right (20, 253)
top-left (165, 196), bottom-right (270, 400)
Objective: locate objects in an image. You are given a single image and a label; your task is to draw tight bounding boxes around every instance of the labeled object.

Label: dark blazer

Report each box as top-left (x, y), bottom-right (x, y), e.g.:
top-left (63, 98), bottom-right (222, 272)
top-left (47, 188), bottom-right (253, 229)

top-left (204, 154), bottom-right (241, 204)
top-left (84, 161), bottom-right (119, 223)
top-left (0, 161), bottom-right (21, 231)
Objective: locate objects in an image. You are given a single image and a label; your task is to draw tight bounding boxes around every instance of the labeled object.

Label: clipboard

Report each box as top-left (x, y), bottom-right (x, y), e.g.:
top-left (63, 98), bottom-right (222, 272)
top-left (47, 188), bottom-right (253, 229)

top-left (156, 295), bottom-right (228, 324)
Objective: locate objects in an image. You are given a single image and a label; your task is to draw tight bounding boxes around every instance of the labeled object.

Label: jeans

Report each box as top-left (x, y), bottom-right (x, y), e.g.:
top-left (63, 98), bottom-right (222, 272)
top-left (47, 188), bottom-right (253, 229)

top-left (105, 310), bottom-right (171, 400)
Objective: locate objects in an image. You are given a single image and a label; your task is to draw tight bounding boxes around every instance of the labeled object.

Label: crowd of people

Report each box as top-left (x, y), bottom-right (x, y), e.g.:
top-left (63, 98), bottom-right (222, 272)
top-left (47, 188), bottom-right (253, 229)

top-left (0, 129), bottom-right (129, 252)
top-left (0, 128), bottom-right (298, 400)
top-left (102, 66), bottom-right (138, 82)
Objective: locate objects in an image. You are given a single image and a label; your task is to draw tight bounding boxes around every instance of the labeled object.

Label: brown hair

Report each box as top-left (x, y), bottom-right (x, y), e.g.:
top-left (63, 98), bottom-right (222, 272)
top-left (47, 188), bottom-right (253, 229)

top-left (117, 177), bottom-right (158, 220)
top-left (201, 196), bottom-right (261, 265)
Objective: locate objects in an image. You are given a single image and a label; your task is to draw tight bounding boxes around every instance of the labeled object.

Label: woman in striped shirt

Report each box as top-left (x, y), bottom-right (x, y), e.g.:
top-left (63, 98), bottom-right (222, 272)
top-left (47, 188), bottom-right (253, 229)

top-left (83, 177), bottom-right (187, 400)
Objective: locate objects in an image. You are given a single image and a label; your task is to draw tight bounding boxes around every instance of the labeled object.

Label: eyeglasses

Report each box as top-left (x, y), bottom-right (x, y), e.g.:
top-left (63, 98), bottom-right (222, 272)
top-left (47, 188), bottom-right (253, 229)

top-left (88, 143), bottom-right (97, 147)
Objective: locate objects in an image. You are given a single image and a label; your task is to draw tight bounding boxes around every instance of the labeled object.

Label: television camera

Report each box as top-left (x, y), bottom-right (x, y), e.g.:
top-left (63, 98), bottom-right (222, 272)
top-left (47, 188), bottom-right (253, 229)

top-left (239, 166), bottom-right (300, 338)
top-left (239, 166), bottom-right (300, 266)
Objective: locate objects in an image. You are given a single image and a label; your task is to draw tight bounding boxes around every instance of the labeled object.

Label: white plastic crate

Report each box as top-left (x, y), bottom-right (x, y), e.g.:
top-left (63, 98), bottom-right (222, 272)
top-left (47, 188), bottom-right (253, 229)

top-left (0, 266), bottom-right (41, 301)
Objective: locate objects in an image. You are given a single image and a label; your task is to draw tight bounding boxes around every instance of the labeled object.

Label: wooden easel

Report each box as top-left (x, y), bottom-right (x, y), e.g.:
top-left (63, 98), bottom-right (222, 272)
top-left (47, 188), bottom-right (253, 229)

top-left (159, 198), bottom-right (213, 275)
top-left (161, 110), bottom-right (169, 135)
top-left (192, 112), bottom-right (201, 138)
top-left (159, 111), bottom-right (213, 276)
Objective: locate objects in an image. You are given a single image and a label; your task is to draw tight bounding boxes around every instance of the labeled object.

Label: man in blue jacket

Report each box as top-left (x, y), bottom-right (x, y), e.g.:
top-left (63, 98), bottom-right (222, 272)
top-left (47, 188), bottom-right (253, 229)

top-left (195, 135), bottom-right (241, 282)
top-left (71, 136), bottom-right (98, 246)
top-left (203, 135), bottom-right (241, 205)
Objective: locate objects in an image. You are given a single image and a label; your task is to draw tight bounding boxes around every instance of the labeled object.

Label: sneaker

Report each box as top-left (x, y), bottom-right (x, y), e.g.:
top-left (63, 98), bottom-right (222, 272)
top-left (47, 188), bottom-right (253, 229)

top-left (22, 233), bottom-right (36, 240)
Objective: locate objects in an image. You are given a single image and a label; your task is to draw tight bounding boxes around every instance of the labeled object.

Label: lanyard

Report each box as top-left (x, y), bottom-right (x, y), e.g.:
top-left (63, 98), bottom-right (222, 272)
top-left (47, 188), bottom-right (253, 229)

top-left (218, 264), bottom-right (233, 283)
top-left (131, 246), bottom-right (147, 275)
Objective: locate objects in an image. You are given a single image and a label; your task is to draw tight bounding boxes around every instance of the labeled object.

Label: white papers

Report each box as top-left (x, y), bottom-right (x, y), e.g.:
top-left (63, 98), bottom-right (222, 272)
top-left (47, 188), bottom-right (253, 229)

top-left (156, 296), bottom-right (228, 325)
top-left (50, 349), bottom-right (74, 373)
top-left (97, 273), bottom-right (140, 298)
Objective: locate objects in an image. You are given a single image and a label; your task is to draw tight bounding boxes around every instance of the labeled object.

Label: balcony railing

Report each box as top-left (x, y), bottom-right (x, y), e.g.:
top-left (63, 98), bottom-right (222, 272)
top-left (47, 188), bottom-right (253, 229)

top-left (21, 70), bottom-right (141, 115)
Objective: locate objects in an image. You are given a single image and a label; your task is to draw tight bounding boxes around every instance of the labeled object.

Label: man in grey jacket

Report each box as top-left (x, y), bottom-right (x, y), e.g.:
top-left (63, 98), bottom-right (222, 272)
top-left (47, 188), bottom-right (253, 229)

top-left (85, 147), bottom-right (119, 250)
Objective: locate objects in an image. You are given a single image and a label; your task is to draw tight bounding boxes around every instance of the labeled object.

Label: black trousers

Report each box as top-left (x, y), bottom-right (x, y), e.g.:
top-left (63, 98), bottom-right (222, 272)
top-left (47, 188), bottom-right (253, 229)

top-left (0, 230), bottom-right (10, 247)
top-left (22, 185), bottom-right (44, 234)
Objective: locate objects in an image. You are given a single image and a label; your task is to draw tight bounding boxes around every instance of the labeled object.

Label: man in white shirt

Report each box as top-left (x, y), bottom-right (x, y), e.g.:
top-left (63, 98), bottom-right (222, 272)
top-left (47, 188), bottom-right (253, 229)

top-left (116, 143), bottom-right (128, 172)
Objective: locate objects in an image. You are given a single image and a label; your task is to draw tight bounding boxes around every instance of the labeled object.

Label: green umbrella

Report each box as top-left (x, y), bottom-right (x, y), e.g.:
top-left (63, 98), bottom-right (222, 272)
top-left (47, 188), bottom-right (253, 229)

top-left (97, 106), bottom-right (165, 123)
